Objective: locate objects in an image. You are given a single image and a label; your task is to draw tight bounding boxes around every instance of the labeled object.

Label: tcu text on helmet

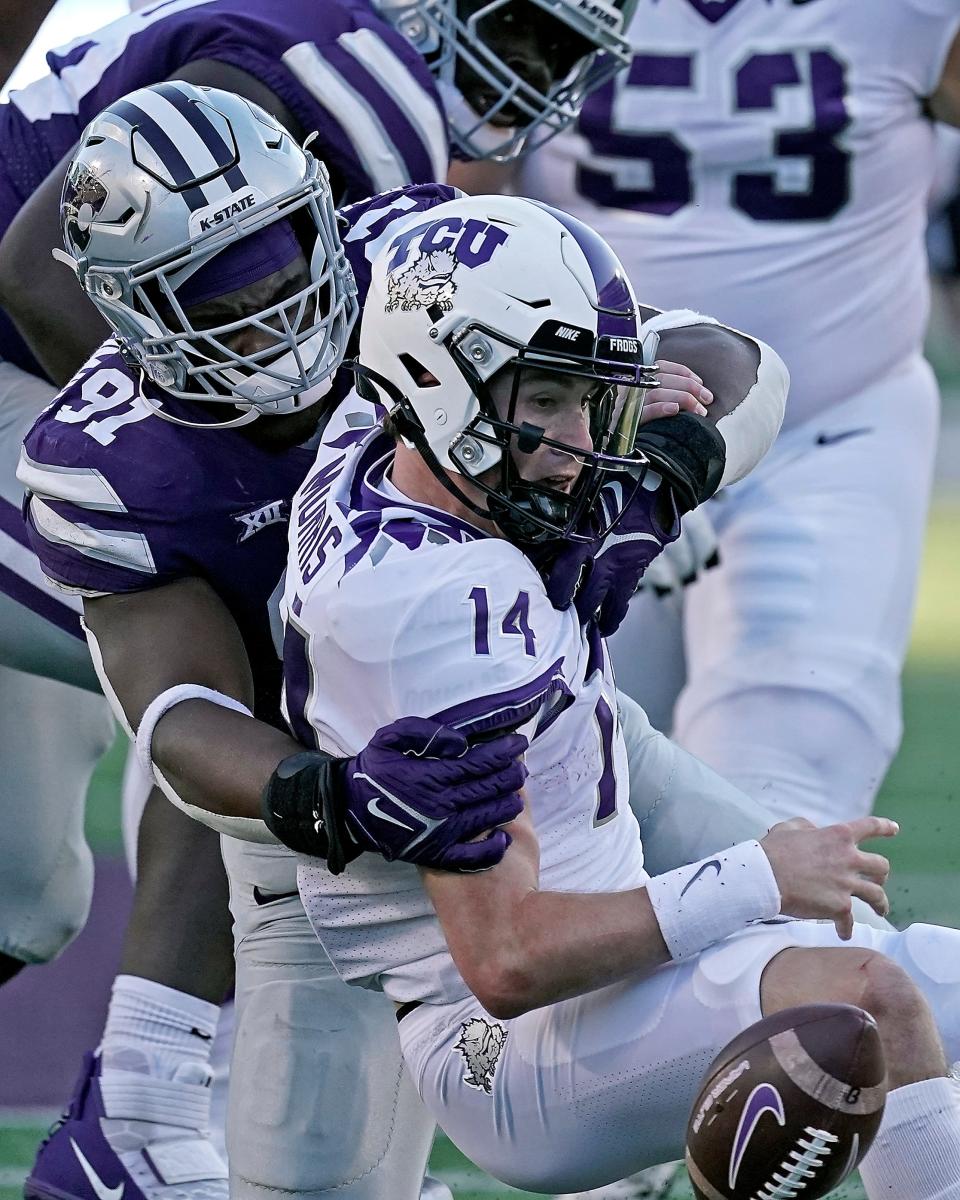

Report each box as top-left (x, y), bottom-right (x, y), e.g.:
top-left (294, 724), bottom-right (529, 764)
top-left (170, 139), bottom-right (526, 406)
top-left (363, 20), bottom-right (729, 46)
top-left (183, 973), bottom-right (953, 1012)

top-left (386, 216), bottom-right (509, 274)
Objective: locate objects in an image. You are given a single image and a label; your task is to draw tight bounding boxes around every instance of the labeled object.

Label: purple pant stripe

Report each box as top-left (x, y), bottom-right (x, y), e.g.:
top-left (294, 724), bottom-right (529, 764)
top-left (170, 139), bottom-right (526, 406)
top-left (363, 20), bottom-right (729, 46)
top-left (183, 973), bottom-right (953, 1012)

top-left (0, 494), bottom-right (30, 548)
top-left (0, 561), bottom-right (84, 639)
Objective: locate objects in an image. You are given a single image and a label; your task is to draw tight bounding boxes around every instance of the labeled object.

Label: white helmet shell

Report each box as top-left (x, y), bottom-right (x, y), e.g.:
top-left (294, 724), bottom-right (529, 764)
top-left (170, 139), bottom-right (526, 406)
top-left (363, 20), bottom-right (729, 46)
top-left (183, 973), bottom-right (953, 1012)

top-left (360, 194), bottom-right (655, 541)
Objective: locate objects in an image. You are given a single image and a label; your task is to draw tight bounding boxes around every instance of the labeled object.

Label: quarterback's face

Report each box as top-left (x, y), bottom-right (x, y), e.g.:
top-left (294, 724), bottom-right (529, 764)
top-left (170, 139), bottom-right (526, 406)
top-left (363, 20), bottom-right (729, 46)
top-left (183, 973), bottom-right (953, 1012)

top-left (488, 367), bottom-right (595, 491)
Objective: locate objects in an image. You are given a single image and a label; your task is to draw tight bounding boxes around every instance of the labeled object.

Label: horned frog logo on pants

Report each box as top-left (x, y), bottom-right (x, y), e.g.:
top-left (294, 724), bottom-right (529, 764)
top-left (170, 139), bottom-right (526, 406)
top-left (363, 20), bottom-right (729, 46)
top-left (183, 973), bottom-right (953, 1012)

top-left (454, 1017), bottom-right (508, 1094)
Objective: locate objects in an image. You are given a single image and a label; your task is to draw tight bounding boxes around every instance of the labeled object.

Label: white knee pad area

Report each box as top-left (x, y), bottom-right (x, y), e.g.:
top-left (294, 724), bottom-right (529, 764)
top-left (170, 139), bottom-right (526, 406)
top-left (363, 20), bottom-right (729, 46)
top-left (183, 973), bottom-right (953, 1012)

top-left (675, 682), bottom-right (899, 827)
top-left (0, 664), bottom-right (114, 963)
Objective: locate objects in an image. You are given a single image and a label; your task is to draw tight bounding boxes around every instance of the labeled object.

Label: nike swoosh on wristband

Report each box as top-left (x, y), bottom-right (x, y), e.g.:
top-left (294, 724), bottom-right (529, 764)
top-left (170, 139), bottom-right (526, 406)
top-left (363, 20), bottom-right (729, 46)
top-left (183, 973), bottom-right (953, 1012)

top-left (70, 1138), bottom-right (124, 1200)
top-left (680, 859), bottom-right (721, 897)
top-left (351, 772), bottom-right (445, 852)
top-left (815, 427), bottom-right (873, 446)
top-left (252, 886), bottom-right (300, 906)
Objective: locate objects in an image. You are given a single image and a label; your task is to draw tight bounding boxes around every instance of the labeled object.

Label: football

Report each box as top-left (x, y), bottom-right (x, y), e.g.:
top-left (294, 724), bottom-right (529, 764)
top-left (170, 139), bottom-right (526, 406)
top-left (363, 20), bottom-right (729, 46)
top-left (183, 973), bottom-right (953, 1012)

top-left (685, 1004), bottom-right (887, 1200)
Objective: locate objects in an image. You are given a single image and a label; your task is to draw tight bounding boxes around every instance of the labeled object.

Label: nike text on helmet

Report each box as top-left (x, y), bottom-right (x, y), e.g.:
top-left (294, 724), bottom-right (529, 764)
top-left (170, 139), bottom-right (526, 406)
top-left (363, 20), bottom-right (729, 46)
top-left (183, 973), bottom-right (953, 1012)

top-left (56, 81), bottom-right (359, 428)
top-left (357, 194), bottom-right (658, 545)
top-left (369, 0), bottom-right (636, 160)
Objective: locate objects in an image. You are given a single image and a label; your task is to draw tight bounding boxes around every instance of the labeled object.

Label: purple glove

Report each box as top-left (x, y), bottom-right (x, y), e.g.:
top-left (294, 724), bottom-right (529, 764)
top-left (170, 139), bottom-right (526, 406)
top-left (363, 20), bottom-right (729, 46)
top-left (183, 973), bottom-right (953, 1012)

top-left (262, 718), bottom-right (528, 874)
top-left (543, 475), bottom-right (680, 637)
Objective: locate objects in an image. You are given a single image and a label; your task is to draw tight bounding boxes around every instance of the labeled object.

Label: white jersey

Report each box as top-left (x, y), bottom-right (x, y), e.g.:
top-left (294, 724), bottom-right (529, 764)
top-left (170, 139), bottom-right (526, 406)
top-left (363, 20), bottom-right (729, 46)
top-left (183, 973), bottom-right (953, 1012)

top-left (284, 400), bottom-right (647, 1006)
top-left (522, 0), bottom-right (960, 429)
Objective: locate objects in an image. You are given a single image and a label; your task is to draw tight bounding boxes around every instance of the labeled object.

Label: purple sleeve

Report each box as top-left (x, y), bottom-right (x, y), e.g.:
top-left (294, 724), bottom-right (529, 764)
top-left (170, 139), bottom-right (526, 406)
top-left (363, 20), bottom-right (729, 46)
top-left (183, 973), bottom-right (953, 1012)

top-left (0, 0), bottom-right (447, 223)
top-left (20, 347), bottom-right (199, 596)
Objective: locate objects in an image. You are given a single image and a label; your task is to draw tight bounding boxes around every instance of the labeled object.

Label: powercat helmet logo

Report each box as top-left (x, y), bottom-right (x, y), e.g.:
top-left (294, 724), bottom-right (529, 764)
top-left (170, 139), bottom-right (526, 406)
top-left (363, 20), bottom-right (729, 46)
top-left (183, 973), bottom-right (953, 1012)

top-left (384, 216), bottom-right (509, 313)
top-left (62, 164), bottom-right (110, 254)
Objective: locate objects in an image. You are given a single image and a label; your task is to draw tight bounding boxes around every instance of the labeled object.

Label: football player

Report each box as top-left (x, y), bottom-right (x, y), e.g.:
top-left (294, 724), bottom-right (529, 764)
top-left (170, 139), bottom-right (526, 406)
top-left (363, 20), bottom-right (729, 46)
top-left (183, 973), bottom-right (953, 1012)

top-left (0, 0), bottom-right (636, 981)
top-left (0, 0), bottom-right (636, 1189)
top-left (284, 192), bottom-right (960, 1199)
top-left (514, 0), bottom-right (960, 829)
top-left (16, 83), bottom-right (731, 1200)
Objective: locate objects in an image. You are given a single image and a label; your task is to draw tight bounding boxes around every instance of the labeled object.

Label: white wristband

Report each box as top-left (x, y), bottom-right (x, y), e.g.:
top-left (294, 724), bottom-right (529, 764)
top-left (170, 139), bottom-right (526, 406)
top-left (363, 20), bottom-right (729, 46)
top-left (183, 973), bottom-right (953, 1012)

top-left (646, 840), bottom-right (781, 961)
top-left (136, 684), bottom-right (253, 775)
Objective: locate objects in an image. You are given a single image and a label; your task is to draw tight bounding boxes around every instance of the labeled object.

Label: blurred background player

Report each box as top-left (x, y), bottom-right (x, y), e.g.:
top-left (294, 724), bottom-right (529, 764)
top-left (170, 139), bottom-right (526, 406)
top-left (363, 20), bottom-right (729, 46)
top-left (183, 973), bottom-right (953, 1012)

top-left (509, 0), bottom-right (960, 831)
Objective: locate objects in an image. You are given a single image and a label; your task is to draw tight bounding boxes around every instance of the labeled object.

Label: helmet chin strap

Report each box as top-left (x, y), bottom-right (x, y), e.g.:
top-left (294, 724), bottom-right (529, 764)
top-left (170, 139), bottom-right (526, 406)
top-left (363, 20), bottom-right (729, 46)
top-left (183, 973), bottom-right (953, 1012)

top-left (135, 368), bottom-right (262, 430)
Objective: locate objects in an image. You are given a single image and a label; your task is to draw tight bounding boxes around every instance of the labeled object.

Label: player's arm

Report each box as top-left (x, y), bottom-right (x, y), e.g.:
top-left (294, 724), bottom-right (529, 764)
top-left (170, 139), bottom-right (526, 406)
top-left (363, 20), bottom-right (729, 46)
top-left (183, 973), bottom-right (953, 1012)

top-left (0, 0), bottom-right (57, 86)
top-left (0, 60), bottom-right (301, 385)
top-left (83, 577), bottom-right (525, 866)
top-left (421, 805), bottom-right (671, 1019)
top-left (424, 801), bottom-right (897, 1019)
top-left (82, 577), bottom-right (302, 824)
top-left (928, 25), bottom-right (960, 126)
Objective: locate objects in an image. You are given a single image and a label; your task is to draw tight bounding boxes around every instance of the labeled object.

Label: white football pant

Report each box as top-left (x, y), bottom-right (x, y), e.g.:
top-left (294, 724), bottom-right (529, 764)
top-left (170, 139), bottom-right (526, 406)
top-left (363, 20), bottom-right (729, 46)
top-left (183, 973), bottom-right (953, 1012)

top-left (0, 359), bottom-right (114, 964)
top-left (400, 918), bottom-right (960, 1194)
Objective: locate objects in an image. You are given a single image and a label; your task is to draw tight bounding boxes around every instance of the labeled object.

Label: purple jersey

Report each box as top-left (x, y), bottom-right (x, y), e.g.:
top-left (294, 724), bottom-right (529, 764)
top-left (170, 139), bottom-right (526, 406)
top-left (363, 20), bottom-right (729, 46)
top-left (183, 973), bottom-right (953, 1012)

top-left (17, 184), bottom-right (457, 718)
top-left (0, 0), bottom-right (449, 375)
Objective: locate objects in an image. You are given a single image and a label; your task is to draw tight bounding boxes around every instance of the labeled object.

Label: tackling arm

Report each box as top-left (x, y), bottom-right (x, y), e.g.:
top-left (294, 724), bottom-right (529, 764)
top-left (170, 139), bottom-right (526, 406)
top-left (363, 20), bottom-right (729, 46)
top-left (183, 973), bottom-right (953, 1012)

top-left (0, 60), bottom-right (301, 385)
top-left (83, 577), bottom-right (302, 837)
top-left (0, 0), bottom-right (57, 86)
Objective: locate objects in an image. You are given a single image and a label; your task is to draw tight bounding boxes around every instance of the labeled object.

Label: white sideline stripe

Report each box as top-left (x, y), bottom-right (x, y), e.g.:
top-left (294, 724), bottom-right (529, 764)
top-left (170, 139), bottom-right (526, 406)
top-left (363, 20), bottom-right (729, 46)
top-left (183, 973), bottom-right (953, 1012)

top-left (18, 453), bottom-right (127, 513)
top-left (338, 29), bottom-right (448, 181)
top-left (0, 1167), bottom-right (29, 1188)
top-left (29, 499), bottom-right (156, 577)
top-left (283, 42), bottom-right (409, 193)
top-left (0, 526), bottom-right (83, 611)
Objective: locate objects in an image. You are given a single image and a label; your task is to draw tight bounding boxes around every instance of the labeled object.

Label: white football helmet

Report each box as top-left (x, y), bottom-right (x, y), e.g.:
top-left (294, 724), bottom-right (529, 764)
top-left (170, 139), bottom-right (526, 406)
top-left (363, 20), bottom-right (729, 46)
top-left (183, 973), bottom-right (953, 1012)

top-left (56, 82), bottom-right (358, 428)
top-left (371, 0), bottom-right (636, 160)
top-left (359, 194), bottom-right (658, 544)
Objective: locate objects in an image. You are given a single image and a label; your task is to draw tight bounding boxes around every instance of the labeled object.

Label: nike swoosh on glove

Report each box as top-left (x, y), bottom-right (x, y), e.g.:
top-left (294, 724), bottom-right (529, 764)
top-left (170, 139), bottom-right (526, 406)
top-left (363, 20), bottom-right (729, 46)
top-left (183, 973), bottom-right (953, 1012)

top-left (263, 720), bottom-right (527, 874)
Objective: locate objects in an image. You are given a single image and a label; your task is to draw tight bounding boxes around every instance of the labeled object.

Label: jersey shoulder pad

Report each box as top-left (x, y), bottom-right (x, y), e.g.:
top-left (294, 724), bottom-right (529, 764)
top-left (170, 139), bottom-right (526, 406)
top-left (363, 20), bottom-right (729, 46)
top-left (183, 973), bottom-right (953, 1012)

top-left (203, 0), bottom-right (448, 201)
top-left (343, 535), bottom-right (572, 739)
top-left (18, 341), bottom-right (202, 595)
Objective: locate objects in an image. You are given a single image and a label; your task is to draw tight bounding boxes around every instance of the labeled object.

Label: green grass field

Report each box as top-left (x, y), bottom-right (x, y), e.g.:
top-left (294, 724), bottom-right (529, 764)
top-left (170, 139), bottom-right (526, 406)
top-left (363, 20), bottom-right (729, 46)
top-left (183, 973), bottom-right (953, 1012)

top-left (2, 498), bottom-right (958, 1200)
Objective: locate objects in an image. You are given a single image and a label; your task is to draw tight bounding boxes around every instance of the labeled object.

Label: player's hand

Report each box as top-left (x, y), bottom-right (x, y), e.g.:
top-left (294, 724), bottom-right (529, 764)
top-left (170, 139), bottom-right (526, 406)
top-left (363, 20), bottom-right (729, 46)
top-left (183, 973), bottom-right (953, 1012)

top-left (542, 473), bottom-right (681, 636)
top-left (760, 816), bottom-right (897, 940)
top-left (638, 505), bottom-right (720, 596)
top-left (640, 360), bottom-right (714, 423)
top-left (338, 718), bottom-right (527, 873)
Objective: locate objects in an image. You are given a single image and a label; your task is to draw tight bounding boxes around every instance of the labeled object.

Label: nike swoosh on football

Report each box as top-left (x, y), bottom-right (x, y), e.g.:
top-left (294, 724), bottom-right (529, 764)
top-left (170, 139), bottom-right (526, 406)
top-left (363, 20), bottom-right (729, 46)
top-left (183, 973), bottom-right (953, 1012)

top-left (815, 427), bottom-right (873, 446)
top-left (70, 1138), bottom-right (124, 1200)
top-left (728, 1083), bottom-right (786, 1189)
top-left (252, 885), bottom-right (300, 906)
top-left (680, 859), bottom-right (721, 897)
